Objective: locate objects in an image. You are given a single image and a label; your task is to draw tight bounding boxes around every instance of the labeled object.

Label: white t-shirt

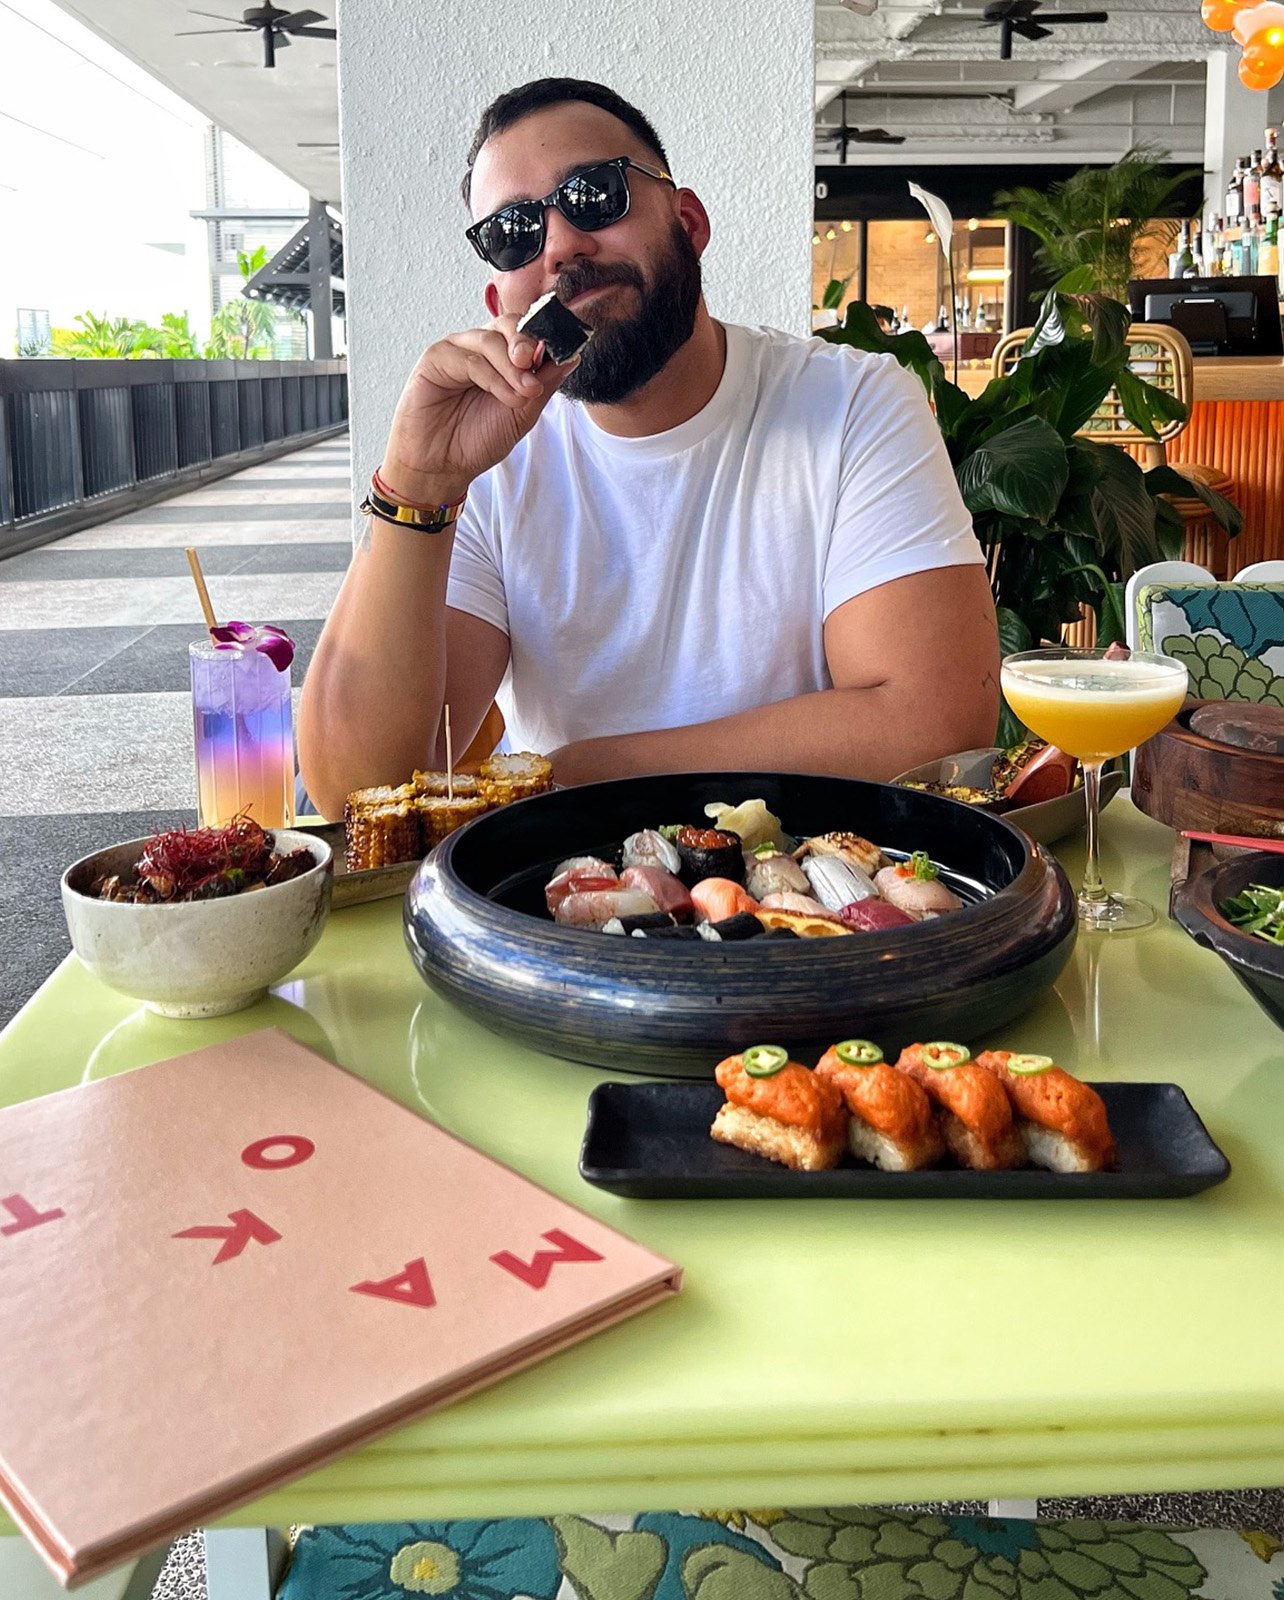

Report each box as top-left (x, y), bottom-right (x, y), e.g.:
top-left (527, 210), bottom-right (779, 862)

top-left (446, 321), bottom-right (982, 754)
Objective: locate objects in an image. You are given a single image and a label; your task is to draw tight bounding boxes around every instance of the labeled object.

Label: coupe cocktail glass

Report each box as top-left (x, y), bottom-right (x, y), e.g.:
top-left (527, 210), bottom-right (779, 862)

top-left (1000, 647), bottom-right (1188, 931)
top-left (190, 636), bottom-right (295, 828)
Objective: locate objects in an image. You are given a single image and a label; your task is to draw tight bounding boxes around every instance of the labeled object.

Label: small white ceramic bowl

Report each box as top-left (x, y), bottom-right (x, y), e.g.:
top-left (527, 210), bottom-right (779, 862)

top-left (61, 829), bottom-right (333, 1018)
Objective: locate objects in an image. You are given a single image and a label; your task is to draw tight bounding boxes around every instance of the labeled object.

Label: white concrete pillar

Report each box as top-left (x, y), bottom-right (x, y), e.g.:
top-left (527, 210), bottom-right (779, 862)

top-left (335, 0), bottom-right (814, 514)
top-left (1204, 50), bottom-right (1271, 224)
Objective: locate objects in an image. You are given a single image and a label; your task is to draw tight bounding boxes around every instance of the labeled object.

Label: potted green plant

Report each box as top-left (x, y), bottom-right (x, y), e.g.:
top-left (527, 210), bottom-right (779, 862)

top-left (816, 271), bottom-right (1241, 741)
top-left (994, 145), bottom-right (1201, 300)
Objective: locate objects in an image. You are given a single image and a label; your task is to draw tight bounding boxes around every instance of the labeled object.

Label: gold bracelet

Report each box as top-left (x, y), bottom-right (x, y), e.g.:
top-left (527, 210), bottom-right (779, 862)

top-left (360, 470), bottom-right (466, 532)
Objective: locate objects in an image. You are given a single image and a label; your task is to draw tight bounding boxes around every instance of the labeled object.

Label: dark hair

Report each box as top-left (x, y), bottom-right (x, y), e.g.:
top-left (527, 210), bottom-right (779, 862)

top-left (462, 78), bottom-right (670, 207)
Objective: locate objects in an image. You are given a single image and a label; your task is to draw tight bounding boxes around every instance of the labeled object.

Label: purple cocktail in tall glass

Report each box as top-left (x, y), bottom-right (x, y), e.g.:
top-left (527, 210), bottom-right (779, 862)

top-left (190, 627), bottom-right (295, 828)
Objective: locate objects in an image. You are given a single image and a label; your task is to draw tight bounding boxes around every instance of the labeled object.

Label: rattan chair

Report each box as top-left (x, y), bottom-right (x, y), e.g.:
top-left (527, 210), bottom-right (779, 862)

top-left (991, 322), bottom-right (1237, 643)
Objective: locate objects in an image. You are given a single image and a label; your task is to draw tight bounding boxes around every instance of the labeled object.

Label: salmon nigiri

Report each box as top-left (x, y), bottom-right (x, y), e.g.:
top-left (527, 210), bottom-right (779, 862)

top-left (975, 1050), bottom-right (1115, 1172)
top-left (710, 1047), bottom-right (846, 1171)
top-left (815, 1040), bottom-right (944, 1171)
top-left (690, 877), bottom-right (760, 924)
top-left (894, 1042), bottom-right (1025, 1170)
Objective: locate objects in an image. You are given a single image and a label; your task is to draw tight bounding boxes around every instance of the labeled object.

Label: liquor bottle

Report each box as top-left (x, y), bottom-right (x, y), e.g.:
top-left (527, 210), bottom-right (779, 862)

top-left (1245, 150), bottom-right (1264, 218)
top-left (1226, 158), bottom-right (1245, 225)
top-left (975, 298), bottom-right (989, 331)
top-left (1174, 220), bottom-right (1196, 276)
top-left (1203, 215), bottom-right (1223, 275)
top-left (1262, 129), bottom-right (1283, 220)
top-left (1260, 213), bottom-right (1280, 280)
top-left (937, 302), bottom-right (950, 331)
top-left (1245, 210), bottom-right (1261, 275)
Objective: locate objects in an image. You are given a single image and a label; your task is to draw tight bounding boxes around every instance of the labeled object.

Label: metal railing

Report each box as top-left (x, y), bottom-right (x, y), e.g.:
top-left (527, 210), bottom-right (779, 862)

top-left (0, 357), bottom-right (348, 556)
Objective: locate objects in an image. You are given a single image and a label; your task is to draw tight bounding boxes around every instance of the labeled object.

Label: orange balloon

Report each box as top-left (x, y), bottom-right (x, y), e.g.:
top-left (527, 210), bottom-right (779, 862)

top-left (1245, 21), bottom-right (1284, 48)
top-left (1238, 52), bottom-right (1283, 86)
top-left (1202, 0), bottom-right (1242, 29)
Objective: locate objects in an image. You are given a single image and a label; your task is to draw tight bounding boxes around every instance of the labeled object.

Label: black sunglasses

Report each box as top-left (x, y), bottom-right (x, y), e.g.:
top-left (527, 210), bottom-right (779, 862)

top-left (466, 155), bottom-right (675, 272)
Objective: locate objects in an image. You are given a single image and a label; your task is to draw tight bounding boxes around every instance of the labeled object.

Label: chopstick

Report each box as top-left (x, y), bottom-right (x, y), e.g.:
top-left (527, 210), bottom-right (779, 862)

top-left (1181, 829), bottom-right (1284, 854)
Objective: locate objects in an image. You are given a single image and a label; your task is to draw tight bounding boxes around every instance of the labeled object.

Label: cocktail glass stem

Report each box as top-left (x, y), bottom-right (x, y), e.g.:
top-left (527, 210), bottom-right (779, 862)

top-left (1080, 760), bottom-right (1107, 912)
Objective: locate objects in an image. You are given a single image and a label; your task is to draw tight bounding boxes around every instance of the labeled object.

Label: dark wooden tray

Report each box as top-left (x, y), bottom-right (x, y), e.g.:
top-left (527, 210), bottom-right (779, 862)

top-left (580, 1080), bottom-right (1231, 1200)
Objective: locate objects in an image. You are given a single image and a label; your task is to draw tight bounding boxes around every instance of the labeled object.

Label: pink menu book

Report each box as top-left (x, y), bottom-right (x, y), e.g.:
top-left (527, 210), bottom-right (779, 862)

top-left (0, 1030), bottom-right (681, 1589)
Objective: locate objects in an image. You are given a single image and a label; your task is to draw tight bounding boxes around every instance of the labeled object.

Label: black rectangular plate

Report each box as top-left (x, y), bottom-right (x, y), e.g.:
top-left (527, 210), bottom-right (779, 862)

top-left (579, 1081), bottom-right (1231, 1199)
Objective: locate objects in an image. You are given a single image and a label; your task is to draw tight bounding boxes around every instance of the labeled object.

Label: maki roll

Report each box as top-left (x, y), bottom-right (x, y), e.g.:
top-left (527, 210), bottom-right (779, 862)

top-left (696, 912), bottom-right (765, 942)
top-left (602, 912), bottom-right (678, 936)
top-left (674, 826), bottom-right (745, 886)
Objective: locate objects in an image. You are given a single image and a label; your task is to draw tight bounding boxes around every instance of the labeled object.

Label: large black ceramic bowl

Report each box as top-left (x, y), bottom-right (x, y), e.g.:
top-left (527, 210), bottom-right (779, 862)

top-left (1174, 852), bottom-right (1284, 1031)
top-left (404, 773), bottom-right (1077, 1076)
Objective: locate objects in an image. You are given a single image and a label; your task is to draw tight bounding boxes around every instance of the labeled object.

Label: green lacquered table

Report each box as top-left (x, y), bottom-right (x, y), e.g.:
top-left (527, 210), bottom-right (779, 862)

top-left (2, 801), bottom-right (1283, 1565)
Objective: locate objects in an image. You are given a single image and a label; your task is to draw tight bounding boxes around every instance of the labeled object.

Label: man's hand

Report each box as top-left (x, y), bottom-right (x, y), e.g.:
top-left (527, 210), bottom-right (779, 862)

top-left (378, 314), bottom-right (577, 507)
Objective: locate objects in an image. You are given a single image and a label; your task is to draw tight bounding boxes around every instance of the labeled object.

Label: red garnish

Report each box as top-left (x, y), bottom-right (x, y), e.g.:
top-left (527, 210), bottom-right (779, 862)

top-left (135, 814), bottom-right (273, 900)
top-left (676, 826), bottom-right (739, 849)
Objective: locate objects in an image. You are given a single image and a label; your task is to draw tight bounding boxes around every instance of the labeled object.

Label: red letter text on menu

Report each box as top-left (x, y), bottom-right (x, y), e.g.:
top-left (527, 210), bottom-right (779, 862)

top-left (349, 1258), bottom-right (438, 1309)
top-left (490, 1229), bottom-right (604, 1290)
top-left (0, 1194), bottom-right (65, 1236)
top-left (173, 1209), bottom-right (282, 1265)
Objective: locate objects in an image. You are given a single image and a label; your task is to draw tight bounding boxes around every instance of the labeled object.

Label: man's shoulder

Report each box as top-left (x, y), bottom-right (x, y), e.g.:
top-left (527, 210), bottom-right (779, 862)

top-left (728, 321), bottom-right (907, 399)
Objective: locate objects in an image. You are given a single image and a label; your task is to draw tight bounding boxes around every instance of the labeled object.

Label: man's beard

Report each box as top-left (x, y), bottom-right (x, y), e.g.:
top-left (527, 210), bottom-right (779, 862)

top-left (555, 222), bottom-right (702, 405)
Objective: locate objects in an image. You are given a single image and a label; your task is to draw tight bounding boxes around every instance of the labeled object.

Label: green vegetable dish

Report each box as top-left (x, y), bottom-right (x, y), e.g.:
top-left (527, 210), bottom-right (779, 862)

top-left (1220, 883), bottom-right (1284, 947)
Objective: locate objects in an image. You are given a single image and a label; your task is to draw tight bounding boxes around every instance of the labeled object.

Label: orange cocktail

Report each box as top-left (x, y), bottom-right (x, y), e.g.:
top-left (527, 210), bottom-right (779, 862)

top-left (1001, 648), bottom-right (1188, 932)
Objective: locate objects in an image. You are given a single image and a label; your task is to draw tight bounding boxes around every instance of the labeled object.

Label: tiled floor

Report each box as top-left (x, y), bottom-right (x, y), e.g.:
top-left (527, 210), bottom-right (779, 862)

top-left (2, 431), bottom-right (1282, 1597)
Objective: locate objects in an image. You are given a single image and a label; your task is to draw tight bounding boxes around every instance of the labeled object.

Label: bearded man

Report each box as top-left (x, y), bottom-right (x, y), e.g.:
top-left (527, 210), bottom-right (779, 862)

top-left (299, 79), bottom-right (999, 817)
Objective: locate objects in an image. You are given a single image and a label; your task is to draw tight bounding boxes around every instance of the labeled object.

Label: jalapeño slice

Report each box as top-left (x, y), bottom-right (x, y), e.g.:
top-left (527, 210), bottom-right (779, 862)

top-left (1007, 1053), bottom-right (1055, 1075)
top-left (921, 1042), bottom-right (971, 1070)
top-left (834, 1039), bottom-right (884, 1067)
top-left (742, 1044), bottom-right (789, 1077)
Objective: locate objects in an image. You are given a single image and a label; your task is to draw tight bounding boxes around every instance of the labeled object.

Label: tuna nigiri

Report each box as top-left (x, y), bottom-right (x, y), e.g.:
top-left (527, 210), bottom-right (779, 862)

top-left (710, 1047), bottom-right (846, 1171)
top-left (620, 865), bottom-right (694, 921)
top-left (975, 1050), bottom-right (1115, 1172)
top-left (894, 1042), bottom-right (1025, 1170)
top-left (839, 899), bottom-right (915, 932)
top-left (690, 877), bottom-right (760, 924)
top-left (815, 1040), bottom-right (944, 1171)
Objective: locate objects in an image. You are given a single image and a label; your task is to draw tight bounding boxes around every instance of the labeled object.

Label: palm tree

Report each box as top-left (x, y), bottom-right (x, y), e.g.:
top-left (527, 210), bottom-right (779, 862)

top-left (996, 147), bottom-right (1202, 301)
top-left (50, 313), bottom-right (162, 358)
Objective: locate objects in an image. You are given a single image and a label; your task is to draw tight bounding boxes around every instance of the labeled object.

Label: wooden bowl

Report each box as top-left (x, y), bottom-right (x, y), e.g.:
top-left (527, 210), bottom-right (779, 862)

top-left (1174, 852), bottom-right (1284, 1031)
top-left (1133, 701), bottom-right (1284, 838)
top-left (403, 773), bottom-right (1077, 1076)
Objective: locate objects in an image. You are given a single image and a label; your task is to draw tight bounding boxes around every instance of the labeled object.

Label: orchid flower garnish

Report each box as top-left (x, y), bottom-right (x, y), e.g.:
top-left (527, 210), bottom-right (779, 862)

top-left (210, 620), bottom-right (295, 672)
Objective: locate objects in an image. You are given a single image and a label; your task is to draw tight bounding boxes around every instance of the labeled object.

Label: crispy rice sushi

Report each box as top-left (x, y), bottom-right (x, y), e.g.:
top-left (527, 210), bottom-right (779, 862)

top-left (975, 1050), bottom-right (1116, 1173)
top-left (710, 1047), bottom-right (846, 1171)
top-left (894, 1042), bottom-right (1025, 1170)
top-left (815, 1041), bottom-right (945, 1171)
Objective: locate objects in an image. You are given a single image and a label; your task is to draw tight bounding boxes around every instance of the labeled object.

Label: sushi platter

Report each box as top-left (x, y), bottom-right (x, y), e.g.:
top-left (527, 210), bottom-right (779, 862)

top-left (579, 1077), bottom-right (1230, 1200)
top-left (404, 771), bottom-right (1078, 1075)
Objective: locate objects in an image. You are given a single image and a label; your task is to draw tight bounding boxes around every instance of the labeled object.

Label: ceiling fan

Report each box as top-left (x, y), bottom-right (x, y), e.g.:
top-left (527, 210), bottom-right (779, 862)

top-left (177, 4), bottom-right (336, 68)
top-left (980, 0), bottom-right (1109, 58)
top-left (817, 92), bottom-right (906, 161)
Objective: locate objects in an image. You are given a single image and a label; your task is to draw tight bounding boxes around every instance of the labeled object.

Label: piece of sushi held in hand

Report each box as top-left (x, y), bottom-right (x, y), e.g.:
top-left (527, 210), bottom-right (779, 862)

top-left (710, 1046), bottom-right (847, 1172)
top-left (815, 1040), bottom-right (945, 1172)
top-left (975, 1050), bottom-right (1116, 1172)
top-left (894, 1042), bottom-right (1026, 1170)
top-left (516, 292), bottom-right (594, 366)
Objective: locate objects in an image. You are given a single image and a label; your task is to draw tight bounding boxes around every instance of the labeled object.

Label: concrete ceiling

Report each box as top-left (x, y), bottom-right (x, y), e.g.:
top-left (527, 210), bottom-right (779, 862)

top-left (49, 0), bottom-right (342, 203)
top-left (43, 0), bottom-right (1284, 196)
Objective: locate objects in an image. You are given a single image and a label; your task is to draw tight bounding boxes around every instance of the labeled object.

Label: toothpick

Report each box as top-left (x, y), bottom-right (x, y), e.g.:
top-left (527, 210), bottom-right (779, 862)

top-left (445, 704), bottom-right (454, 802)
top-left (185, 548), bottom-right (218, 635)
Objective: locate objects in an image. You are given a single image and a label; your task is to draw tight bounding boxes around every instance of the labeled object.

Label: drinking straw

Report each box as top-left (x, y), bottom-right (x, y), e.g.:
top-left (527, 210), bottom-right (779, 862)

top-left (185, 548), bottom-right (219, 635)
top-left (445, 705), bottom-right (454, 802)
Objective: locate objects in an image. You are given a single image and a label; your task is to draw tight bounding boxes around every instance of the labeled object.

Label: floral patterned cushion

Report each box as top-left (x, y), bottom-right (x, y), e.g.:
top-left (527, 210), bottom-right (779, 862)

top-left (275, 1508), bottom-right (1284, 1600)
top-left (1136, 583), bottom-right (1284, 705)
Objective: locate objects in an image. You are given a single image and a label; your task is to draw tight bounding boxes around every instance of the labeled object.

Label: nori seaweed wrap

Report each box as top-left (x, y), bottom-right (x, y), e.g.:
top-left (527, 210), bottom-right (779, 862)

top-left (674, 826), bottom-right (745, 886)
top-left (697, 912), bottom-right (764, 942)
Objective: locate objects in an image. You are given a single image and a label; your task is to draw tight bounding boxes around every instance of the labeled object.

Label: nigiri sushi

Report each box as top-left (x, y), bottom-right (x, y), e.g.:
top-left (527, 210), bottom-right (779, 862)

top-left (710, 1047), bottom-right (846, 1171)
top-left (894, 1042), bottom-right (1025, 1170)
top-left (554, 887), bottom-right (659, 929)
top-left (797, 832), bottom-right (885, 876)
top-left (622, 829), bottom-right (682, 876)
top-left (620, 864), bottom-right (694, 921)
top-left (544, 865), bottom-right (618, 916)
top-left (690, 877), bottom-right (760, 924)
top-left (975, 1050), bottom-right (1115, 1173)
top-left (815, 1040), bottom-right (944, 1171)
top-left (839, 899), bottom-right (915, 932)
top-left (744, 848), bottom-right (810, 901)
top-left (759, 891), bottom-right (833, 917)
top-left (802, 854), bottom-right (878, 911)
top-left (874, 854), bottom-right (963, 919)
